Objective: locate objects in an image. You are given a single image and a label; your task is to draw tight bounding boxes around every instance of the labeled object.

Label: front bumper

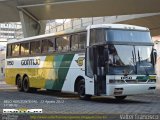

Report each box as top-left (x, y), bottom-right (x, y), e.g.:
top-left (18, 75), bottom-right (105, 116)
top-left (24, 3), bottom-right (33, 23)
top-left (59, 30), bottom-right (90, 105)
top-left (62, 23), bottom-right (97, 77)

top-left (106, 83), bottom-right (156, 96)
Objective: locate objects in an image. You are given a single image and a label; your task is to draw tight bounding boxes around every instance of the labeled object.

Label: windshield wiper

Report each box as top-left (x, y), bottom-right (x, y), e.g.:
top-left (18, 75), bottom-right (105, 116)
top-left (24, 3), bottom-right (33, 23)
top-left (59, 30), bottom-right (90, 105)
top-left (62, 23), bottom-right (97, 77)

top-left (132, 50), bottom-right (137, 74)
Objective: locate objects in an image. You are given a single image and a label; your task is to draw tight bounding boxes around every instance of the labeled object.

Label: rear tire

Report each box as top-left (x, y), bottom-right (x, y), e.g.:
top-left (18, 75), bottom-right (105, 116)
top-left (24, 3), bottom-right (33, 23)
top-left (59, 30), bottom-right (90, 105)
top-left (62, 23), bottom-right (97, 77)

top-left (77, 80), bottom-right (91, 100)
top-left (115, 96), bottom-right (127, 101)
top-left (23, 76), bottom-right (30, 92)
top-left (17, 76), bottom-right (23, 92)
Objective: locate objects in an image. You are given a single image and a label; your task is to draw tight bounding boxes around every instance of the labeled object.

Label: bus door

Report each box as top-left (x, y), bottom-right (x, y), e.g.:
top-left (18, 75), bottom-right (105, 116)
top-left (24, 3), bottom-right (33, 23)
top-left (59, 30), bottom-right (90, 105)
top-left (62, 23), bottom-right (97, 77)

top-left (85, 46), bottom-right (107, 96)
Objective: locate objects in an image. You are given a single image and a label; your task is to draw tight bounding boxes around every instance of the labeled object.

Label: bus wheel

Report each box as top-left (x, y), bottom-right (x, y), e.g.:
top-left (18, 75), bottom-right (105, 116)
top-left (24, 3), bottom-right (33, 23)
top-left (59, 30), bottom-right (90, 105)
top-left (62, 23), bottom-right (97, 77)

top-left (17, 76), bottom-right (23, 92)
top-left (115, 96), bottom-right (127, 101)
top-left (23, 76), bottom-right (30, 92)
top-left (78, 80), bottom-right (91, 100)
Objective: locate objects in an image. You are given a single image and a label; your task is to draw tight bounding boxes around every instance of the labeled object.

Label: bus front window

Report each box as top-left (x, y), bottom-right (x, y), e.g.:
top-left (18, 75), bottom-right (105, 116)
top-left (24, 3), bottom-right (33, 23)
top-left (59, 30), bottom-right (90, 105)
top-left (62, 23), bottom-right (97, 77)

top-left (107, 45), bottom-right (155, 75)
top-left (135, 46), bottom-right (155, 75)
top-left (108, 45), bottom-right (135, 75)
top-left (106, 29), bottom-right (152, 43)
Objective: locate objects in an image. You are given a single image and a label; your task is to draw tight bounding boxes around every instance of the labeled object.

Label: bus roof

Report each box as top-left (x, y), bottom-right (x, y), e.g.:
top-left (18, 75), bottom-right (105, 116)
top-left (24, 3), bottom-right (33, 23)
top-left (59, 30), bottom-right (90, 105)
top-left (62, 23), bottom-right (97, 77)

top-left (87, 24), bottom-right (149, 31)
top-left (8, 24), bottom-right (149, 44)
top-left (7, 27), bottom-right (86, 44)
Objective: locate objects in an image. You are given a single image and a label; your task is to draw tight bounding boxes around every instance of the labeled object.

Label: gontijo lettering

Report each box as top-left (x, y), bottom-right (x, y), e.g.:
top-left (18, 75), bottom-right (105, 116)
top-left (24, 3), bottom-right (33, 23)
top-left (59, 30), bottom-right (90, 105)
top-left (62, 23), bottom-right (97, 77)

top-left (21, 59), bottom-right (40, 66)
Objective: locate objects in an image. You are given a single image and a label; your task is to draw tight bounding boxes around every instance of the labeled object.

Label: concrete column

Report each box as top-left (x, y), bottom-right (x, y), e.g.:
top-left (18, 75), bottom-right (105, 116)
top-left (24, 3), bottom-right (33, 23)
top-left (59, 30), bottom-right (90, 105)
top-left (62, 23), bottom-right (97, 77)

top-left (19, 10), bottom-right (46, 38)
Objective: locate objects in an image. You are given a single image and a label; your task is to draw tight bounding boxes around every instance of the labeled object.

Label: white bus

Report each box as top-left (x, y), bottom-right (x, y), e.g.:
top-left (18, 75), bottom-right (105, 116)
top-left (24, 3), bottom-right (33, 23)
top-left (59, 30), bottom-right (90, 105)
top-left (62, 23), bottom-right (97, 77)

top-left (5, 24), bottom-right (157, 100)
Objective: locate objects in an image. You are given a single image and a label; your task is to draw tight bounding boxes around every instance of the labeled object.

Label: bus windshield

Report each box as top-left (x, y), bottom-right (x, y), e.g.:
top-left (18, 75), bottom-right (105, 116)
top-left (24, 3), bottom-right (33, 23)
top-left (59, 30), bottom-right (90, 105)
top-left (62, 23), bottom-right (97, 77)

top-left (135, 46), bottom-right (155, 75)
top-left (106, 29), bottom-right (152, 43)
top-left (108, 45), bottom-right (155, 75)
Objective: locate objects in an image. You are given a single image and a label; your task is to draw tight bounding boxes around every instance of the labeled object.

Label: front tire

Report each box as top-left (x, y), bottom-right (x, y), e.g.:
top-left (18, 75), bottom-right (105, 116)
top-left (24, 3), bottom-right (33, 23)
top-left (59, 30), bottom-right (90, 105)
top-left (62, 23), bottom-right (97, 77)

top-left (77, 80), bottom-right (91, 100)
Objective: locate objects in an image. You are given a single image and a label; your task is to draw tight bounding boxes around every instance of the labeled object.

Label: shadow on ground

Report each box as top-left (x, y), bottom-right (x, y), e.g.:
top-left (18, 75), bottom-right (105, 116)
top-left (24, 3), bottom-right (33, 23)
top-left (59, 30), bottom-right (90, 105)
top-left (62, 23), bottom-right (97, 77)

top-left (27, 90), bottom-right (151, 104)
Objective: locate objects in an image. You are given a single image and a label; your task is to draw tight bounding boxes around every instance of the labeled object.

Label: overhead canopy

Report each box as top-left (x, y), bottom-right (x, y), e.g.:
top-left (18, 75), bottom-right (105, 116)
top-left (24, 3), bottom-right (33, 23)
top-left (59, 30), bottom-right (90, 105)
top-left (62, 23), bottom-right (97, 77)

top-left (0, 0), bottom-right (160, 22)
top-left (118, 14), bottom-right (160, 36)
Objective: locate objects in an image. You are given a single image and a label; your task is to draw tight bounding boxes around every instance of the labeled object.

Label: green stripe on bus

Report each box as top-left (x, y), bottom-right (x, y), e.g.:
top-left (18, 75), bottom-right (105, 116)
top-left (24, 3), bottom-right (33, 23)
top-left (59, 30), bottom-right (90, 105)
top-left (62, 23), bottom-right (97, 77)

top-left (53, 54), bottom-right (74, 90)
top-left (45, 54), bottom-right (74, 90)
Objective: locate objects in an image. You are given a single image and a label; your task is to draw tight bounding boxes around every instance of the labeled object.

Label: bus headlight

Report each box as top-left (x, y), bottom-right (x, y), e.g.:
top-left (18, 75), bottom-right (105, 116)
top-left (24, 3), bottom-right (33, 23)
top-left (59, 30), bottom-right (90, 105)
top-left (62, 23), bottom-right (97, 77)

top-left (114, 88), bottom-right (123, 95)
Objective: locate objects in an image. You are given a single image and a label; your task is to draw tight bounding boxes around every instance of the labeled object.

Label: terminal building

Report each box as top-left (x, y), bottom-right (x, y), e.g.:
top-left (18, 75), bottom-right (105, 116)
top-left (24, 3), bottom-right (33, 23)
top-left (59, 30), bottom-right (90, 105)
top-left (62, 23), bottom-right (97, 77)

top-left (0, 23), bottom-right (22, 40)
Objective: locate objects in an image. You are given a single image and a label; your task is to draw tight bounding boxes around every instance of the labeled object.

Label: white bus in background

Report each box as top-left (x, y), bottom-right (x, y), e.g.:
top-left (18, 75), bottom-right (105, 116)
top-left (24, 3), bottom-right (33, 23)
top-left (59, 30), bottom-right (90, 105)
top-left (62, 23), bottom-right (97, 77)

top-left (5, 24), bottom-right (157, 100)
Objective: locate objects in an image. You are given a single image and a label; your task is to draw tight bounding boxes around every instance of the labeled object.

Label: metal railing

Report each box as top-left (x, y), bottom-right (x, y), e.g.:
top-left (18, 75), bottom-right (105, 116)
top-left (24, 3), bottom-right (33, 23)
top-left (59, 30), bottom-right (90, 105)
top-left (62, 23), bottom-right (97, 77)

top-left (45, 17), bottom-right (106, 34)
top-left (0, 16), bottom-right (118, 39)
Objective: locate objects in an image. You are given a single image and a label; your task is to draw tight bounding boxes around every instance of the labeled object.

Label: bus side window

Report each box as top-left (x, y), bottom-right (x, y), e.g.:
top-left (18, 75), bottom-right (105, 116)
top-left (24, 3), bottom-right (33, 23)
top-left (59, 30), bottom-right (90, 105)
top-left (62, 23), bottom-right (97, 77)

top-left (21, 42), bottom-right (29, 56)
top-left (95, 29), bottom-right (104, 44)
top-left (30, 41), bottom-right (41, 55)
top-left (48, 39), bottom-right (55, 52)
top-left (90, 29), bottom-right (96, 46)
top-left (42, 39), bottom-right (48, 53)
top-left (7, 44), bottom-right (12, 57)
top-left (12, 43), bottom-right (20, 56)
top-left (56, 37), bottom-right (63, 52)
top-left (90, 29), bottom-right (104, 45)
top-left (62, 35), bottom-right (70, 52)
top-left (79, 32), bottom-right (86, 50)
top-left (71, 34), bottom-right (79, 51)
